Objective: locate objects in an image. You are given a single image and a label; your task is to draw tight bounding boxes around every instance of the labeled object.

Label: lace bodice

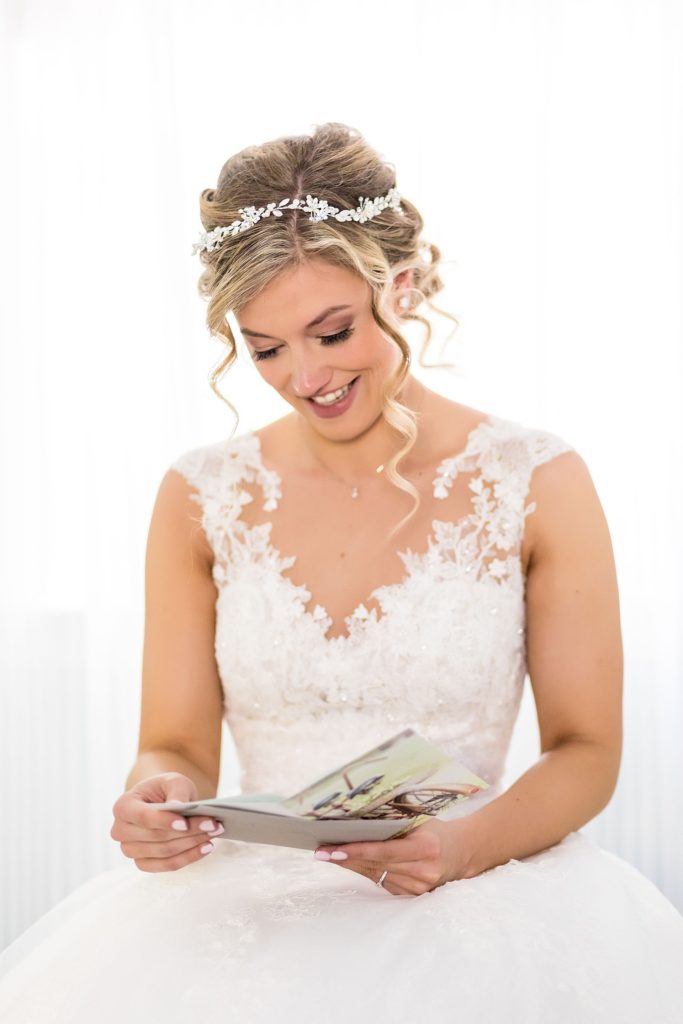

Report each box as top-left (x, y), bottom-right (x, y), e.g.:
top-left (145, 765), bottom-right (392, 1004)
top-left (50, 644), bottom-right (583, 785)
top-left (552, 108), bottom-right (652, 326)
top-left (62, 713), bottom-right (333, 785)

top-left (170, 413), bottom-right (573, 802)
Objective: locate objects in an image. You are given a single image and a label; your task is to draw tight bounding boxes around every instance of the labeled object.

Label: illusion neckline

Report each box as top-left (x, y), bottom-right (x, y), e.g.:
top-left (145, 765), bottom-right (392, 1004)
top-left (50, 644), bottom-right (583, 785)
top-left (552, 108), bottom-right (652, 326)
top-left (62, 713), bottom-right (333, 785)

top-left (231, 413), bottom-right (501, 643)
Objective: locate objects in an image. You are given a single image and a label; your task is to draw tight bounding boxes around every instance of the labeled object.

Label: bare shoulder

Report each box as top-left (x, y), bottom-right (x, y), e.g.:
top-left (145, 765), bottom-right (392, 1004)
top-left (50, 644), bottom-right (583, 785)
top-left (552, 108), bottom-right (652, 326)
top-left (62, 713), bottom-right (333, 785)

top-left (523, 448), bottom-right (607, 573)
top-left (251, 413), bottom-right (290, 445)
top-left (161, 464), bottom-right (214, 571)
top-left (251, 412), bottom-right (300, 464)
top-left (417, 392), bottom-right (493, 460)
top-left (423, 391), bottom-right (490, 428)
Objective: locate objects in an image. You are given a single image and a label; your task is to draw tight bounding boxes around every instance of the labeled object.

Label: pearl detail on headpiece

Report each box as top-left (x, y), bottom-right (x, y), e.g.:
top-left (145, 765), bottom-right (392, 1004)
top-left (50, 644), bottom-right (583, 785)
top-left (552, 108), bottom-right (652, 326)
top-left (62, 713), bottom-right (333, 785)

top-left (192, 187), bottom-right (404, 255)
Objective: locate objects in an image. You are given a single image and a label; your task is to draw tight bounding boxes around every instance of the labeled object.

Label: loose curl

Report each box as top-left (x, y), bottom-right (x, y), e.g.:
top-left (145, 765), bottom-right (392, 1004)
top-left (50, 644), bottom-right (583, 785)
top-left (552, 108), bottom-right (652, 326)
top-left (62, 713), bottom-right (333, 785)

top-left (194, 121), bottom-right (459, 537)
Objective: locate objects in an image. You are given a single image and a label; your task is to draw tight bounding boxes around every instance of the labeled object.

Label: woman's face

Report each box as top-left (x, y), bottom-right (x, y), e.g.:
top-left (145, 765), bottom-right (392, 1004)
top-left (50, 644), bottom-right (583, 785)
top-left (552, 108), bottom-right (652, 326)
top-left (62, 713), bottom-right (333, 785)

top-left (234, 259), bottom-right (411, 441)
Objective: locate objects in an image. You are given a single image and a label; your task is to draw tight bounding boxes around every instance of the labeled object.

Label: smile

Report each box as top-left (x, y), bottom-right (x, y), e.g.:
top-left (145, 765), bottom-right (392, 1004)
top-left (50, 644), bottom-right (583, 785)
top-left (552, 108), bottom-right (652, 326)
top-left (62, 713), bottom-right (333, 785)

top-left (310, 378), bottom-right (358, 406)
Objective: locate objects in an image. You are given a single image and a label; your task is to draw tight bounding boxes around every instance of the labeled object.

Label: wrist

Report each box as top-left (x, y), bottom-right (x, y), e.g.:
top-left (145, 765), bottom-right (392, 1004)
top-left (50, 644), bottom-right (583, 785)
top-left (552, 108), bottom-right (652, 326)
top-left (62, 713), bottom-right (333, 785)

top-left (444, 812), bottom-right (487, 881)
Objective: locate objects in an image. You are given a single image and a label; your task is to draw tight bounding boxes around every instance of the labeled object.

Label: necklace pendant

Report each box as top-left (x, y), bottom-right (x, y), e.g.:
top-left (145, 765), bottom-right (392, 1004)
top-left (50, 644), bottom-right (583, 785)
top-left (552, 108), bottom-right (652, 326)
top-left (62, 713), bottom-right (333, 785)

top-left (351, 486), bottom-right (359, 499)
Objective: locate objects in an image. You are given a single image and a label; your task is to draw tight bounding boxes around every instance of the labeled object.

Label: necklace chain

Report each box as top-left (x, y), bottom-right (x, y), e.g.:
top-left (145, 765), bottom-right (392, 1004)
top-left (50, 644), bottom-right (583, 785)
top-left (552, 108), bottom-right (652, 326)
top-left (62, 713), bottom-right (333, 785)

top-left (295, 379), bottom-right (426, 498)
top-left (309, 454), bottom-right (386, 499)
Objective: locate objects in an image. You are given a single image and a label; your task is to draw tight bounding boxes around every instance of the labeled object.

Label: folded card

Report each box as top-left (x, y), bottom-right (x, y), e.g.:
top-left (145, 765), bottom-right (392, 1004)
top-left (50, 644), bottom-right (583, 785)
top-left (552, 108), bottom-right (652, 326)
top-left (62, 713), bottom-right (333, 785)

top-left (152, 727), bottom-right (489, 851)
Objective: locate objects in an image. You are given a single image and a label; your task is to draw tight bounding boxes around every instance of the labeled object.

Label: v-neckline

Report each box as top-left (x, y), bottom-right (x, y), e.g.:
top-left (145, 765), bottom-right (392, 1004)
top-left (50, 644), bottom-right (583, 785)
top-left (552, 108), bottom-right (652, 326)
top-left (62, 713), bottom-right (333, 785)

top-left (237, 414), bottom-right (498, 643)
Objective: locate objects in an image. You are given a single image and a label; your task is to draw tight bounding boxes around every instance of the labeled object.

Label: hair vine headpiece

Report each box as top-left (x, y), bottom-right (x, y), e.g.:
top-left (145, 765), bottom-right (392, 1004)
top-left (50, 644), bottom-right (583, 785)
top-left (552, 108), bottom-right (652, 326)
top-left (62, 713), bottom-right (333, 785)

top-left (192, 185), bottom-right (404, 255)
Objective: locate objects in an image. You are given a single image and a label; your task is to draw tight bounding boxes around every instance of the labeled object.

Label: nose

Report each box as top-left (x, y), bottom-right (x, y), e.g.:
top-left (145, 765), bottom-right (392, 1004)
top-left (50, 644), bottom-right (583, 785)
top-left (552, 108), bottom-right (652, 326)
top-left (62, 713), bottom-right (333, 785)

top-left (290, 353), bottom-right (332, 399)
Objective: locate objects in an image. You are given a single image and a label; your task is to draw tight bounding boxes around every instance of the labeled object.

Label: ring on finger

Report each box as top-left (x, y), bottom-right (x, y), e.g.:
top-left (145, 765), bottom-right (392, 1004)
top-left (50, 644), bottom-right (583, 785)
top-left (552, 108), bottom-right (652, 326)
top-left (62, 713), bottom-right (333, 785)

top-left (376, 868), bottom-right (388, 888)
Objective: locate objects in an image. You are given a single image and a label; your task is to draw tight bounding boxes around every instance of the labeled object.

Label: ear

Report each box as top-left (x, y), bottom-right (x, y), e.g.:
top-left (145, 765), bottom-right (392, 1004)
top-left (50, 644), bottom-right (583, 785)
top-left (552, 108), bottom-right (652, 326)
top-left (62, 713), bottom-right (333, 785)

top-left (392, 268), bottom-right (415, 312)
top-left (392, 268), bottom-right (414, 291)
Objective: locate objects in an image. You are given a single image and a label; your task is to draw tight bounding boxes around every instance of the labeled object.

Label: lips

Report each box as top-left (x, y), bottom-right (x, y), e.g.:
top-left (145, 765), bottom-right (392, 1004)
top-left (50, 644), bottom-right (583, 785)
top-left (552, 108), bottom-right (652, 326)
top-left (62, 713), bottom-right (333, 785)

top-left (310, 376), bottom-right (359, 405)
top-left (306, 375), bottom-right (361, 419)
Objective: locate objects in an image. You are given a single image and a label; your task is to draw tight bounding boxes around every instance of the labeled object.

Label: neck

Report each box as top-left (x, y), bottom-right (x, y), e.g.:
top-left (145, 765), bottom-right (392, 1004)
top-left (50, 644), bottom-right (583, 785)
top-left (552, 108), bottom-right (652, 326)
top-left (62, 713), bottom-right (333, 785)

top-left (294, 375), bottom-right (430, 478)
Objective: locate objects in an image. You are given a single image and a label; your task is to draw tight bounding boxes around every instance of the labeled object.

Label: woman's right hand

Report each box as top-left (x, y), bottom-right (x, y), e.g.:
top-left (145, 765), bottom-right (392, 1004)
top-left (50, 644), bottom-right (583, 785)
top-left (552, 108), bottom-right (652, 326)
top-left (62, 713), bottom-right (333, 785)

top-left (110, 772), bottom-right (225, 872)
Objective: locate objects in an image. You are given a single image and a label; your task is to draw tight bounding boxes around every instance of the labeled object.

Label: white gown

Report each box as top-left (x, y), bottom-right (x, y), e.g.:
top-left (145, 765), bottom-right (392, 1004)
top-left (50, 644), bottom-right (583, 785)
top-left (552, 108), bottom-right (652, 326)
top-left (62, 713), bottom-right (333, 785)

top-left (1, 412), bottom-right (682, 1023)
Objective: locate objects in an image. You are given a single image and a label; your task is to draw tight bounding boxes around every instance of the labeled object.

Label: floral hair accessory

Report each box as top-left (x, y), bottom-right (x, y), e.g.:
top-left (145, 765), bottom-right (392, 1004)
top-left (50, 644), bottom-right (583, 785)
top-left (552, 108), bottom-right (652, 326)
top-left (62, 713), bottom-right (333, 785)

top-left (192, 186), bottom-right (404, 255)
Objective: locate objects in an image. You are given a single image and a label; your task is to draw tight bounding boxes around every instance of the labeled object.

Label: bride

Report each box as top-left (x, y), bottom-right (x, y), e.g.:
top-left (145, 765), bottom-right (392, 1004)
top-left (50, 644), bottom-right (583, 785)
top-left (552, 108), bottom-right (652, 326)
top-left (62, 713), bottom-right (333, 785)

top-left (1, 121), bottom-right (682, 1022)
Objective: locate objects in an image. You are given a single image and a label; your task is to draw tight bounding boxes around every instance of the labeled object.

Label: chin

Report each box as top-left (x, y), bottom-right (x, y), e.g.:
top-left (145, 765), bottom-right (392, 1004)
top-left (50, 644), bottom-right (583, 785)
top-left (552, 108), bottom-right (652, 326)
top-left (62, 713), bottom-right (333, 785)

top-left (311, 409), bottom-right (382, 441)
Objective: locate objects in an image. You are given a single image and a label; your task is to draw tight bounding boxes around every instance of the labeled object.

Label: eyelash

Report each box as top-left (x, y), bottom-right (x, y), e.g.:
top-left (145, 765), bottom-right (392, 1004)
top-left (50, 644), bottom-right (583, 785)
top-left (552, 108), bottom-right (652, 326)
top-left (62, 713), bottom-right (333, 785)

top-left (251, 326), bottom-right (355, 362)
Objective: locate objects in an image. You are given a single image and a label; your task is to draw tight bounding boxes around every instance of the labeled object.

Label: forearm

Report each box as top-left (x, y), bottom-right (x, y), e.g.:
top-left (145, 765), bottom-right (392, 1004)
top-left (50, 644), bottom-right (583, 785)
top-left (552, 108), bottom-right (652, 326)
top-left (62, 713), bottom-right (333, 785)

top-left (455, 739), bottom-right (619, 878)
top-left (125, 748), bottom-right (218, 799)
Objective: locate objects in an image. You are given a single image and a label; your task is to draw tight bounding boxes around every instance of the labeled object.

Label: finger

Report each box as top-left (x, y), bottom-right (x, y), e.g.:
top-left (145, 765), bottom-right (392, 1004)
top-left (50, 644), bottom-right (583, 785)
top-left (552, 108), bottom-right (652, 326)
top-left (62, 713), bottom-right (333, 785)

top-left (132, 836), bottom-right (219, 873)
top-left (111, 814), bottom-right (224, 842)
top-left (120, 832), bottom-right (219, 861)
top-left (314, 836), bottom-right (421, 864)
top-left (334, 862), bottom-right (422, 897)
top-left (323, 856), bottom-right (425, 883)
top-left (377, 874), bottom-right (417, 896)
top-left (112, 791), bottom-right (191, 834)
top-left (381, 877), bottom-right (424, 897)
top-left (359, 864), bottom-right (437, 897)
top-left (112, 790), bottom-right (218, 835)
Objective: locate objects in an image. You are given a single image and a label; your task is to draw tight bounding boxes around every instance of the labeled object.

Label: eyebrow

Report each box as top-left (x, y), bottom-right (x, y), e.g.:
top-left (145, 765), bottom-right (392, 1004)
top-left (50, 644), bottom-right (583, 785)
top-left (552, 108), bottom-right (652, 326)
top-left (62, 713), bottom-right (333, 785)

top-left (240, 304), bottom-right (353, 341)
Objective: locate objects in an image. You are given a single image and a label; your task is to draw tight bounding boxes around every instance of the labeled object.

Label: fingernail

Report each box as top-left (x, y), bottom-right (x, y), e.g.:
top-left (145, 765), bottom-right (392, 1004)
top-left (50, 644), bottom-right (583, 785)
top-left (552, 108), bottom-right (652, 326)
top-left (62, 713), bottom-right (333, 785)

top-left (200, 841), bottom-right (215, 854)
top-left (330, 851), bottom-right (348, 860)
top-left (207, 823), bottom-right (224, 837)
top-left (199, 820), bottom-right (216, 832)
top-left (172, 819), bottom-right (188, 831)
top-left (314, 850), bottom-right (332, 860)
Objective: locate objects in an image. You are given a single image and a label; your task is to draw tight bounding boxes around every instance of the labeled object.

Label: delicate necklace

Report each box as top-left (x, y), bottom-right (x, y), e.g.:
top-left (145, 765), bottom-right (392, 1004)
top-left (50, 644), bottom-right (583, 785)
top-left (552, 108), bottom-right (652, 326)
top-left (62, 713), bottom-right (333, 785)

top-left (297, 380), bottom-right (425, 499)
top-left (308, 452), bottom-right (386, 499)
top-left (352, 463), bottom-right (384, 499)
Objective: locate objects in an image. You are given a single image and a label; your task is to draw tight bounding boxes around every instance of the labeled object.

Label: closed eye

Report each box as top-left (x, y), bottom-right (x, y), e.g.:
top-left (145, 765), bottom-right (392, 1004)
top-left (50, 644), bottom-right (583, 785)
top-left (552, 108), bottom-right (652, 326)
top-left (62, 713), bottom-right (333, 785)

top-left (320, 326), bottom-right (354, 346)
top-left (251, 326), bottom-right (355, 362)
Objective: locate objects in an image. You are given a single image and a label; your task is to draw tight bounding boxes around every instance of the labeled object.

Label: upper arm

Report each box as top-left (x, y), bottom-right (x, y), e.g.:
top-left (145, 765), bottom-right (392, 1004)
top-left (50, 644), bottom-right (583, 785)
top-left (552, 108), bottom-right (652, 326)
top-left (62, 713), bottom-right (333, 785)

top-left (523, 451), bottom-right (623, 776)
top-left (136, 467), bottom-right (224, 791)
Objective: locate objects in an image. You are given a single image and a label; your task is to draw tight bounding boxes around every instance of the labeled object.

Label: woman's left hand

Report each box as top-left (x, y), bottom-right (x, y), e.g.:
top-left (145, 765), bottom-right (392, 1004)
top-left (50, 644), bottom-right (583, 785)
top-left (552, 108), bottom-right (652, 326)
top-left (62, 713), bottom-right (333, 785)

top-left (313, 818), bottom-right (476, 896)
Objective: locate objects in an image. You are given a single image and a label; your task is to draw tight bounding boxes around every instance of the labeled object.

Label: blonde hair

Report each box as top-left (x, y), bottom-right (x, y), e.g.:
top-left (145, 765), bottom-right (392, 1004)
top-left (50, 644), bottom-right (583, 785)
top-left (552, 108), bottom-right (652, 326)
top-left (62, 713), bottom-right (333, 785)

top-left (195, 121), bottom-right (459, 537)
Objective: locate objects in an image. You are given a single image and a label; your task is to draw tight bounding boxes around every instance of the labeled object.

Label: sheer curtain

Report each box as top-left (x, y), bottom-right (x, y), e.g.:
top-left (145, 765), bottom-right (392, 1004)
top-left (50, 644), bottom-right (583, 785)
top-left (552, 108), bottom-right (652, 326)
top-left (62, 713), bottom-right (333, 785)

top-left (1, 0), bottom-right (681, 950)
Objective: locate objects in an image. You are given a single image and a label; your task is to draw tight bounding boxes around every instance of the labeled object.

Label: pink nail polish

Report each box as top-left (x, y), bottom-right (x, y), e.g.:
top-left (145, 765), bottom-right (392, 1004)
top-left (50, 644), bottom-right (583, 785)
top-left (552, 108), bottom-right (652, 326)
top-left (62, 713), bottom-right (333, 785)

top-left (330, 851), bottom-right (348, 860)
top-left (314, 850), bottom-right (331, 860)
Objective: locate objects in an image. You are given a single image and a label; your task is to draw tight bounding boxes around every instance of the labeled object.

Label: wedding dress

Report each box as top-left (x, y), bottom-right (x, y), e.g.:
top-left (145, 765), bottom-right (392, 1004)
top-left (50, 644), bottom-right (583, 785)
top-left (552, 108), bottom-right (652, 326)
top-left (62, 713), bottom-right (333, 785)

top-left (1, 412), bottom-right (682, 1023)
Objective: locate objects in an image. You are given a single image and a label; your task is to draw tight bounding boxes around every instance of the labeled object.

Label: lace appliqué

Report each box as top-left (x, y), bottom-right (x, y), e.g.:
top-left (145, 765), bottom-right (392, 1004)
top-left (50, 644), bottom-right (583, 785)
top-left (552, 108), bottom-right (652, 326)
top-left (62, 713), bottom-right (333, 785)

top-left (429, 417), bottom-right (573, 586)
top-left (170, 433), bottom-right (283, 589)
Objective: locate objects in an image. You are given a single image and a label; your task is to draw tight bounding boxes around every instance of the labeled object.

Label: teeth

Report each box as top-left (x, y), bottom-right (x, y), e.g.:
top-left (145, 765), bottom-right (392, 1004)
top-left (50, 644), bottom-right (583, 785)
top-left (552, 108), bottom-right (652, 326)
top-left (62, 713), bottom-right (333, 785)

top-left (311, 380), bottom-right (354, 405)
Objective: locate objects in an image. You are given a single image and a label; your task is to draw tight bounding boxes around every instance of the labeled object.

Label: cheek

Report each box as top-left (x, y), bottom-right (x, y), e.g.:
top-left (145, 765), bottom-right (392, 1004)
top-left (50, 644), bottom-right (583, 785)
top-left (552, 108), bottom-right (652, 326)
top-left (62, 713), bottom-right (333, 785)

top-left (254, 360), bottom-right (285, 388)
top-left (364, 334), bottom-right (404, 377)
top-left (351, 327), bottom-right (400, 370)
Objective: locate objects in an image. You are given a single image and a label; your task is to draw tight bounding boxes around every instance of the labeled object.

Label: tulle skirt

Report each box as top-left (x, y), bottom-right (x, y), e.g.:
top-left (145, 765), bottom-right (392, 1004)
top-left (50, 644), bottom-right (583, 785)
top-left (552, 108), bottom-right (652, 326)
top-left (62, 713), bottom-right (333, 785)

top-left (1, 830), bottom-right (682, 1023)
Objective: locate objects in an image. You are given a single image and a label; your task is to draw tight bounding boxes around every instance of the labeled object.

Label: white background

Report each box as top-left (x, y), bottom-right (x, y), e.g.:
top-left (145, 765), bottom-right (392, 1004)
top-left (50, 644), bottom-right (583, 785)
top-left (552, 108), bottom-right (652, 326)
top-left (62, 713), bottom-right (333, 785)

top-left (1, 0), bottom-right (681, 950)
